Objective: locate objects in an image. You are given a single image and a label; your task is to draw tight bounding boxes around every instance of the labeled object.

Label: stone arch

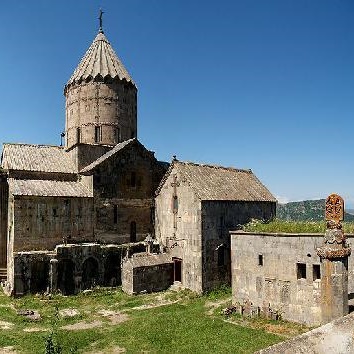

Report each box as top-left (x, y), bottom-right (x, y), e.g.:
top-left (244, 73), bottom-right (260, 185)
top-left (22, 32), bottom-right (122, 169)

top-left (82, 257), bottom-right (99, 290)
top-left (104, 253), bottom-right (121, 286)
top-left (58, 259), bottom-right (75, 295)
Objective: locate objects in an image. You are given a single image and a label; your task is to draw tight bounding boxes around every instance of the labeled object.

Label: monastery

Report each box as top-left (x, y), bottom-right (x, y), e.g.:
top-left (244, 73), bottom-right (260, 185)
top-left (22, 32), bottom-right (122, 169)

top-left (0, 17), bottom-right (275, 296)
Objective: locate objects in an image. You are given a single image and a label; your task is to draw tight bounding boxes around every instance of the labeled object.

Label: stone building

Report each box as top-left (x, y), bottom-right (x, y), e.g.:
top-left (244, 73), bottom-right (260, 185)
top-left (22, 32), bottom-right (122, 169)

top-left (154, 160), bottom-right (276, 294)
top-left (0, 24), bottom-right (166, 295)
top-left (231, 230), bottom-right (354, 326)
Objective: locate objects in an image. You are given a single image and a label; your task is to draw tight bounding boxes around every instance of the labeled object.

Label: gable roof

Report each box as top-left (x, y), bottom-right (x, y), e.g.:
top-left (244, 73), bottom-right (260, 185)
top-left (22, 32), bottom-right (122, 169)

top-left (8, 179), bottom-right (92, 198)
top-left (66, 31), bottom-right (135, 89)
top-left (1, 143), bottom-right (77, 174)
top-left (80, 138), bottom-right (148, 173)
top-left (156, 160), bottom-right (276, 202)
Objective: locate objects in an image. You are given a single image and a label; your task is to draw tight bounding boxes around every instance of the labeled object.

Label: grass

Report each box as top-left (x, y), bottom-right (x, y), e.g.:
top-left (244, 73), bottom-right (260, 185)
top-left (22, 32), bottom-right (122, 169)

top-left (242, 219), bottom-right (354, 233)
top-left (0, 286), bottom-right (308, 353)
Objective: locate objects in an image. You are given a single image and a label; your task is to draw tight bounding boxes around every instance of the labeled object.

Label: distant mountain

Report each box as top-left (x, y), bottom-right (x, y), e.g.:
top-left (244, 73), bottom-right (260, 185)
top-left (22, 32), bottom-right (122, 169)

top-left (276, 199), bottom-right (354, 222)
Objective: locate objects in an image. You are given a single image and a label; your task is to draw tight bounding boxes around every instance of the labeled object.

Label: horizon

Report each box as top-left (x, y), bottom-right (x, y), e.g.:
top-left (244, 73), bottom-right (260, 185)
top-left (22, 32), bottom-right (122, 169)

top-left (1, 1), bottom-right (354, 205)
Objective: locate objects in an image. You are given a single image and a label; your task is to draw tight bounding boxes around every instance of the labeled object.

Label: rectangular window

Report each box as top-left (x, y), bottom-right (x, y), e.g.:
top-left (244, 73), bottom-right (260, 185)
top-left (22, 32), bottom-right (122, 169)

top-left (297, 263), bottom-right (306, 279)
top-left (113, 205), bottom-right (118, 224)
top-left (258, 254), bottom-right (263, 266)
top-left (95, 126), bottom-right (101, 143)
top-left (313, 264), bottom-right (321, 280)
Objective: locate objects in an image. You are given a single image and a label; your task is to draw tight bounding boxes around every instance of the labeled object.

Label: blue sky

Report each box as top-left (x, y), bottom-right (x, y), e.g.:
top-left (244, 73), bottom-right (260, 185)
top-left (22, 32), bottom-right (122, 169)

top-left (1, 1), bottom-right (354, 205)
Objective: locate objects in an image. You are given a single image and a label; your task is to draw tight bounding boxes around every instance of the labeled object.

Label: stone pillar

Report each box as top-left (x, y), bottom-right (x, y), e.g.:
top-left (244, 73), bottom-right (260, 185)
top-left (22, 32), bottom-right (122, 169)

top-left (317, 194), bottom-right (351, 324)
top-left (49, 259), bottom-right (58, 293)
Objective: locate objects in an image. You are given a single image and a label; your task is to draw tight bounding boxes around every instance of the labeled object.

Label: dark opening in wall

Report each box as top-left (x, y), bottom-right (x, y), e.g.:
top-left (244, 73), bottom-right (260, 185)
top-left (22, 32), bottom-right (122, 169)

top-left (76, 127), bottom-right (81, 143)
top-left (297, 263), bottom-right (306, 279)
top-left (258, 254), bottom-right (263, 266)
top-left (113, 205), bottom-right (118, 224)
top-left (95, 126), bottom-right (101, 143)
top-left (130, 172), bottom-right (136, 187)
top-left (218, 247), bottom-right (225, 267)
top-left (313, 264), bottom-right (321, 280)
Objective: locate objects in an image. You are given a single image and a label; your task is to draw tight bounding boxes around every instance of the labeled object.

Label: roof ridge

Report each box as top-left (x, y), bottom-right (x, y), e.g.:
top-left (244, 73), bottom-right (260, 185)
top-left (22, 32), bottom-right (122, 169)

top-left (3, 143), bottom-right (63, 149)
top-left (176, 160), bottom-right (252, 173)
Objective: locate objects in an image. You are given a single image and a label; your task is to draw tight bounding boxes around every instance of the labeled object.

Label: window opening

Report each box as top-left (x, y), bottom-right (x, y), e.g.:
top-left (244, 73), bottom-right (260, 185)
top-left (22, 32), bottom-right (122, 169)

top-left (313, 264), bottom-right (321, 280)
top-left (258, 254), bottom-right (263, 266)
top-left (130, 221), bottom-right (136, 242)
top-left (95, 126), bottom-right (101, 143)
top-left (130, 172), bottom-right (136, 187)
top-left (76, 127), bottom-right (81, 143)
top-left (113, 205), bottom-right (118, 224)
top-left (297, 263), bottom-right (306, 279)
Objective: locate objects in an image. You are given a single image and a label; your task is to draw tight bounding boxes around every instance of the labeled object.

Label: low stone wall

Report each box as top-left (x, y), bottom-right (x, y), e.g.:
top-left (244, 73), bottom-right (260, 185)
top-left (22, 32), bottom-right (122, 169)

top-left (7, 242), bottom-right (146, 296)
top-left (122, 253), bottom-right (173, 295)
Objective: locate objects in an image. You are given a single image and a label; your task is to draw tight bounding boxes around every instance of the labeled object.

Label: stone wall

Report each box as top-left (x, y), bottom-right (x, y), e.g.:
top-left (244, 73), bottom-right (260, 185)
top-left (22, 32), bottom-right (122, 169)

top-left (122, 253), bottom-right (173, 295)
top-left (155, 169), bottom-right (203, 293)
top-left (10, 196), bottom-right (94, 251)
top-left (65, 80), bottom-right (137, 150)
top-left (7, 242), bottom-right (146, 296)
top-left (0, 173), bottom-right (8, 268)
top-left (201, 201), bottom-right (275, 292)
top-left (67, 144), bottom-right (112, 171)
top-left (92, 142), bottom-right (167, 244)
top-left (231, 231), bottom-right (325, 325)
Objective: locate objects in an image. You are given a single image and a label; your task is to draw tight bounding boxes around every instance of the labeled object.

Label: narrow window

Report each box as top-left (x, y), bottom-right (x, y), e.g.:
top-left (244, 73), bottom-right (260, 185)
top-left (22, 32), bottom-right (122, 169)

top-left (113, 205), bottom-right (118, 224)
top-left (172, 196), bottom-right (178, 213)
top-left (131, 130), bottom-right (135, 138)
top-left (313, 264), bottom-right (321, 280)
top-left (218, 247), bottom-right (225, 267)
top-left (52, 208), bottom-right (57, 217)
top-left (130, 172), bottom-right (136, 187)
top-left (76, 127), bottom-right (81, 143)
top-left (150, 207), bottom-right (155, 224)
top-left (116, 128), bottom-right (121, 143)
top-left (130, 221), bottom-right (136, 242)
top-left (95, 126), bottom-right (101, 143)
top-left (258, 254), bottom-right (263, 266)
top-left (297, 263), bottom-right (306, 279)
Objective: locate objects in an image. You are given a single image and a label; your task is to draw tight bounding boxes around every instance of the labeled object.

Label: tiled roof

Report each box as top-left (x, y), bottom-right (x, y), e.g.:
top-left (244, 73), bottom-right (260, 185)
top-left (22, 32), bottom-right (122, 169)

top-left (80, 138), bottom-right (135, 173)
top-left (156, 161), bottom-right (276, 202)
top-left (8, 179), bottom-right (93, 198)
top-left (66, 31), bottom-right (135, 88)
top-left (1, 143), bottom-right (77, 174)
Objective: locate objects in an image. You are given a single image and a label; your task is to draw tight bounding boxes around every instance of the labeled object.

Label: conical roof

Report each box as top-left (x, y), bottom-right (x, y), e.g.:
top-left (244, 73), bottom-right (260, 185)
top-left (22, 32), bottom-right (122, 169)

top-left (66, 31), bottom-right (135, 88)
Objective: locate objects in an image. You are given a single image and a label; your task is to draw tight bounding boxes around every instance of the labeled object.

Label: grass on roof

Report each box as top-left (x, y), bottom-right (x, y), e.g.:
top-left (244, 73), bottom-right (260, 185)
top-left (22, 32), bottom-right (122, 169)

top-left (242, 219), bottom-right (354, 233)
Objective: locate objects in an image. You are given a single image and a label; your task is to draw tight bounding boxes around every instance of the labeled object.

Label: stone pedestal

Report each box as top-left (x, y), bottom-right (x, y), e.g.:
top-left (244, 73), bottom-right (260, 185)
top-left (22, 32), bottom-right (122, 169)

top-left (317, 220), bottom-right (351, 324)
top-left (320, 257), bottom-right (349, 323)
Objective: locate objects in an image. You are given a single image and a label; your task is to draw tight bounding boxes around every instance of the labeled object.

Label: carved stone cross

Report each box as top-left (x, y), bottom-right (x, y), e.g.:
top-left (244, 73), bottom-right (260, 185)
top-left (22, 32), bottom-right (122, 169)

top-left (325, 193), bottom-right (344, 223)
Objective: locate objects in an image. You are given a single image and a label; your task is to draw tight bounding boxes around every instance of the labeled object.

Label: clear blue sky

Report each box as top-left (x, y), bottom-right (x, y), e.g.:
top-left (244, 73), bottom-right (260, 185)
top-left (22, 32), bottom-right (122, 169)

top-left (1, 1), bottom-right (354, 206)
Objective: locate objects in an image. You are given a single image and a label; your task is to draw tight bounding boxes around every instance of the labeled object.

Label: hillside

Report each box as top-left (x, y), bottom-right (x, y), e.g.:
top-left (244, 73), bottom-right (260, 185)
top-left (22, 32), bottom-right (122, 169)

top-left (277, 199), bottom-right (354, 222)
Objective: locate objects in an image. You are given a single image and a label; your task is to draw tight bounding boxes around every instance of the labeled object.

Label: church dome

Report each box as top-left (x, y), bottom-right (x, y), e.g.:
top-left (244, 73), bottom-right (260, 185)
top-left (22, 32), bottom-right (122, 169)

top-left (65, 31), bottom-right (135, 90)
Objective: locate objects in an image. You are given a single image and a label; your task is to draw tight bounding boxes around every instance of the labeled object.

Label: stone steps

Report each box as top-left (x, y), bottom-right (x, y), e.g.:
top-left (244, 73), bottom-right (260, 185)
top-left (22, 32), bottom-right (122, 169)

top-left (0, 268), bottom-right (7, 282)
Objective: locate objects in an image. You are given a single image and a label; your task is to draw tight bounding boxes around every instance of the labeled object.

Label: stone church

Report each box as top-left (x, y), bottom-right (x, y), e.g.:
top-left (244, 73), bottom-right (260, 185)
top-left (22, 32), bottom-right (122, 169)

top-left (0, 19), bottom-right (276, 296)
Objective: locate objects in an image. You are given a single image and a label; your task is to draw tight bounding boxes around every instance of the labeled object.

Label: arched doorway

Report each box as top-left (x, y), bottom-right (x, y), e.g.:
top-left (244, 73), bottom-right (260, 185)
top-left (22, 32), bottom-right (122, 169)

top-left (104, 253), bottom-right (121, 286)
top-left (82, 257), bottom-right (99, 290)
top-left (30, 260), bottom-right (49, 293)
top-left (58, 259), bottom-right (75, 295)
top-left (130, 221), bottom-right (136, 242)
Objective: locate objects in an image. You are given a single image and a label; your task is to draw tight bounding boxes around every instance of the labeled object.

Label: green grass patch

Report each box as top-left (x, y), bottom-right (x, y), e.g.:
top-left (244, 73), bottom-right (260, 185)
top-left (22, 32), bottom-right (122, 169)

top-left (243, 219), bottom-right (354, 233)
top-left (0, 286), bottom-right (306, 353)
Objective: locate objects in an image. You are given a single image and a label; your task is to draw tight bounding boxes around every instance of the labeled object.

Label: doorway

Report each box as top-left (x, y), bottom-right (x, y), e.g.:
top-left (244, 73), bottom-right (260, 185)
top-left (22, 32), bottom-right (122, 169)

top-left (173, 258), bottom-right (182, 282)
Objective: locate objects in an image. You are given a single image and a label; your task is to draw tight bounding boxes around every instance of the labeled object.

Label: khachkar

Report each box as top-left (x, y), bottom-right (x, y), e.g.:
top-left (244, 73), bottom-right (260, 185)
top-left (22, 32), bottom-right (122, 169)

top-left (317, 194), bottom-right (351, 323)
